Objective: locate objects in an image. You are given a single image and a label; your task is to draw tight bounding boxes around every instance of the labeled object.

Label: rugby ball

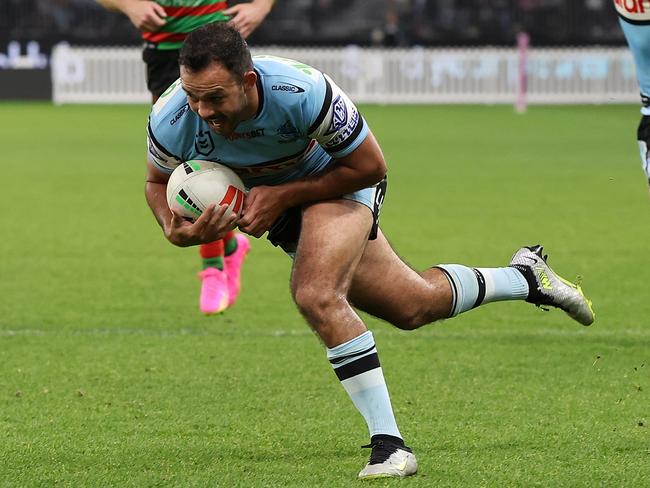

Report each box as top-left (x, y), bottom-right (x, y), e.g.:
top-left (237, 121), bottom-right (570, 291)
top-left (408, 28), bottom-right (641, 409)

top-left (166, 160), bottom-right (246, 221)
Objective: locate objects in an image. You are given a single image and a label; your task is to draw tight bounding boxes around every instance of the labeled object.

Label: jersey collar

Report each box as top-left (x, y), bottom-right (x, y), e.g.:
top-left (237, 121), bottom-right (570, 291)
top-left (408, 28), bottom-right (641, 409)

top-left (254, 68), bottom-right (264, 119)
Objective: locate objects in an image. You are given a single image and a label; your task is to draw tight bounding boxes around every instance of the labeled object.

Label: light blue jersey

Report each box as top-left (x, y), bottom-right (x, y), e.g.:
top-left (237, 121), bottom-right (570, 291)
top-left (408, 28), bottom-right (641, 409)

top-left (147, 56), bottom-right (369, 188)
top-left (616, 0), bottom-right (650, 112)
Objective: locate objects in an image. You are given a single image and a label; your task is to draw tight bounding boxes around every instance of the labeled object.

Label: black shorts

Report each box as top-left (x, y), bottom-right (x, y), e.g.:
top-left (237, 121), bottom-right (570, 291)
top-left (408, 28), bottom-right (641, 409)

top-left (266, 177), bottom-right (387, 255)
top-left (142, 47), bottom-right (181, 99)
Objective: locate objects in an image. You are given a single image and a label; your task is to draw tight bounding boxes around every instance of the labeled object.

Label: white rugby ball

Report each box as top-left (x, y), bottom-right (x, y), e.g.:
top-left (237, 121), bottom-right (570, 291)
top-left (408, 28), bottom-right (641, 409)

top-left (166, 160), bottom-right (246, 221)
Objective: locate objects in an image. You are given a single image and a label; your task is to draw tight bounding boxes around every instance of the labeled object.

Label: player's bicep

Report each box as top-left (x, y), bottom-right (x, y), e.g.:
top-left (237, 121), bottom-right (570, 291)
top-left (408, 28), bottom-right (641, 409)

top-left (307, 74), bottom-right (369, 159)
top-left (336, 130), bottom-right (387, 182)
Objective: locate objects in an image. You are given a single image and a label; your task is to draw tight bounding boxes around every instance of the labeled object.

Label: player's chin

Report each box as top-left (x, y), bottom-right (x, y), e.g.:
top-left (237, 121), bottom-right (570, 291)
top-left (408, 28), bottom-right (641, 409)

top-left (207, 118), bottom-right (230, 134)
top-left (213, 124), bottom-right (236, 137)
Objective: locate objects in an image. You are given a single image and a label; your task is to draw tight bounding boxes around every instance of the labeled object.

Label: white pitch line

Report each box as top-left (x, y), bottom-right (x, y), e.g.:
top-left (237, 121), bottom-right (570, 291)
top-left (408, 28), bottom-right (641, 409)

top-left (1, 326), bottom-right (649, 339)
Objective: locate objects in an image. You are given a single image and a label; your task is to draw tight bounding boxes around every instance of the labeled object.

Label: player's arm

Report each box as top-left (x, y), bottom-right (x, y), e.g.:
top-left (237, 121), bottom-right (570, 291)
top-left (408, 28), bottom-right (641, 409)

top-left (144, 161), bottom-right (173, 230)
top-left (239, 72), bottom-right (383, 237)
top-left (96, 0), bottom-right (167, 31)
top-left (238, 132), bottom-right (386, 238)
top-left (224, 0), bottom-right (274, 38)
top-left (279, 131), bottom-right (387, 206)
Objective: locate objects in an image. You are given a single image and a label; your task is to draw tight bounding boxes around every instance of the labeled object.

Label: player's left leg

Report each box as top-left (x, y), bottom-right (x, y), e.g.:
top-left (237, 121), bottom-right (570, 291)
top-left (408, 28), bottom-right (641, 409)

top-left (347, 231), bottom-right (594, 328)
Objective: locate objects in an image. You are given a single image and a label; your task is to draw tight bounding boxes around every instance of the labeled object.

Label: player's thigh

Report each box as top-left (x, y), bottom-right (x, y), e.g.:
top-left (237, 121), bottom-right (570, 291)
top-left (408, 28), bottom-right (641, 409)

top-left (291, 199), bottom-right (373, 297)
top-left (348, 229), bottom-right (451, 327)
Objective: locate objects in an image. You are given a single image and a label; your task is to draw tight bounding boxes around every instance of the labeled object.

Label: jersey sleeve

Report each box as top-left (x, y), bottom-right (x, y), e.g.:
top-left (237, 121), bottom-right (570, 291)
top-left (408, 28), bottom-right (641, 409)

top-left (147, 117), bottom-right (183, 174)
top-left (146, 81), bottom-right (187, 174)
top-left (306, 74), bottom-right (369, 159)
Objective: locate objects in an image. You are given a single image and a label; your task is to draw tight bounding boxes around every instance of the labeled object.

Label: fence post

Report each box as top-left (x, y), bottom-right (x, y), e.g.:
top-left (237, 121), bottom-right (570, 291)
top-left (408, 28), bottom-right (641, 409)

top-left (516, 32), bottom-right (530, 113)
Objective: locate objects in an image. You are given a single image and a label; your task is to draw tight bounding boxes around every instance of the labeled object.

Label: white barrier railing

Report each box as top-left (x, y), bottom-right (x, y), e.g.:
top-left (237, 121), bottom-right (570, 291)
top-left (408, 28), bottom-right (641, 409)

top-left (51, 45), bottom-right (640, 105)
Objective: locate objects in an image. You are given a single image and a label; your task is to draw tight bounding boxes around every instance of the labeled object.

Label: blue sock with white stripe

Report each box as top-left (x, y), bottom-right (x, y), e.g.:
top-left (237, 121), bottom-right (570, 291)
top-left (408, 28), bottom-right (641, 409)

top-left (327, 331), bottom-right (402, 439)
top-left (437, 264), bottom-right (529, 317)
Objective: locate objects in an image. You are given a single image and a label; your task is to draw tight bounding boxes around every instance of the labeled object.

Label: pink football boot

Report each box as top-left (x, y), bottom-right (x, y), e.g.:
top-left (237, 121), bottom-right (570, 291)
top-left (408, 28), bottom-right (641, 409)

top-left (224, 233), bottom-right (251, 306)
top-left (198, 267), bottom-right (229, 315)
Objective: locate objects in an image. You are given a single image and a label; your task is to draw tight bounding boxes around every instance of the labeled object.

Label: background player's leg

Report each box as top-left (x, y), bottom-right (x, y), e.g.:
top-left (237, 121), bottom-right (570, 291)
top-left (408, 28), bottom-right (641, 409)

top-left (291, 200), bottom-right (415, 478)
top-left (198, 234), bottom-right (250, 313)
top-left (198, 240), bottom-right (229, 314)
top-left (223, 231), bottom-right (250, 306)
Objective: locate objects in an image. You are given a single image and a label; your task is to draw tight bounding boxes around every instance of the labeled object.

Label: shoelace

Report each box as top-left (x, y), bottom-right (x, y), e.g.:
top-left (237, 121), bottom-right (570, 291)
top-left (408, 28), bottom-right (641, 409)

top-left (530, 250), bottom-right (552, 312)
top-left (361, 440), bottom-right (398, 465)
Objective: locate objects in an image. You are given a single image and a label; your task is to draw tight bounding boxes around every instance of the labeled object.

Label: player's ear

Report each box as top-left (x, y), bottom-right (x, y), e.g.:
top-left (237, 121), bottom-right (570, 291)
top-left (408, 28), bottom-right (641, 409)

top-left (242, 70), bottom-right (257, 90)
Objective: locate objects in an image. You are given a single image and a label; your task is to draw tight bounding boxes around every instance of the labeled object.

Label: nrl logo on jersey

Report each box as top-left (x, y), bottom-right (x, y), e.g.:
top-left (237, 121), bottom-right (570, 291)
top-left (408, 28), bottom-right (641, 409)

top-left (614, 0), bottom-right (650, 22)
top-left (195, 130), bottom-right (214, 156)
top-left (276, 120), bottom-right (300, 143)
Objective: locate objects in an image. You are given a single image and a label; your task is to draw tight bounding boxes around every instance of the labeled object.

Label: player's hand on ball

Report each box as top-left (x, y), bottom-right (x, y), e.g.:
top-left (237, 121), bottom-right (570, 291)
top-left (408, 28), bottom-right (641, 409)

top-left (166, 204), bottom-right (237, 247)
top-left (238, 186), bottom-right (287, 238)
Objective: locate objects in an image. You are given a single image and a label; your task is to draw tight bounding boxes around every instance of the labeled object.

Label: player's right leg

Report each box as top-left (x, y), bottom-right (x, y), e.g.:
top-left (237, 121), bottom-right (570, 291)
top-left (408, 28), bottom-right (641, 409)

top-left (348, 232), bottom-right (594, 328)
top-left (290, 199), bottom-right (417, 480)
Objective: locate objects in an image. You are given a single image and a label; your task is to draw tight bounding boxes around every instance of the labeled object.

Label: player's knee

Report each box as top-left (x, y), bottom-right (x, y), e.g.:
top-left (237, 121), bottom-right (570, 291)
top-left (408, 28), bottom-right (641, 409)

top-left (291, 283), bottom-right (344, 324)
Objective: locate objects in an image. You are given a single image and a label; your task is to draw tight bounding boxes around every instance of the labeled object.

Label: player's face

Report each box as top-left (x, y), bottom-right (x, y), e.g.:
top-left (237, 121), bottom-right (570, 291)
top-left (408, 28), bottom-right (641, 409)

top-left (181, 62), bottom-right (256, 137)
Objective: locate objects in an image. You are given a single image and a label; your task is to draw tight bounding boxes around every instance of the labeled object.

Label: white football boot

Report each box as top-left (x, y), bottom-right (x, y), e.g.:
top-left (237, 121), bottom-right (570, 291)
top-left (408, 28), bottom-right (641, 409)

top-left (358, 435), bottom-right (418, 480)
top-left (509, 245), bottom-right (594, 326)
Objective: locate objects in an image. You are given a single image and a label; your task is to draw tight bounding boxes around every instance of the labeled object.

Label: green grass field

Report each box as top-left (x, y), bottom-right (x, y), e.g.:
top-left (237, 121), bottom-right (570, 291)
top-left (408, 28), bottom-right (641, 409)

top-left (1, 103), bottom-right (649, 487)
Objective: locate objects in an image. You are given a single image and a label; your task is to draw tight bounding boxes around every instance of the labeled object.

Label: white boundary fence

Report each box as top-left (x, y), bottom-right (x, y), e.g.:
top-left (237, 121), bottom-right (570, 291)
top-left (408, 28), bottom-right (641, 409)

top-left (51, 44), bottom-right (640, 105)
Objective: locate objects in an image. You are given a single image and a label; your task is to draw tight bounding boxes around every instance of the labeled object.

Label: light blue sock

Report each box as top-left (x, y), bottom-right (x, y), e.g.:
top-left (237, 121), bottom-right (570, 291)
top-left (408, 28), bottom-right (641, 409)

top-left (327, 331), bottom-right (402, 439)
top-left (438, 264), bottom-right (529, 317)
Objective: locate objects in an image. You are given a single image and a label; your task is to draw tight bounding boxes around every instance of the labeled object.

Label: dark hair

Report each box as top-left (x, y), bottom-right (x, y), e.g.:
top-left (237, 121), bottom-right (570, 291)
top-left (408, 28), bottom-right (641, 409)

top-left (179, 22), bottom-right (253, 81)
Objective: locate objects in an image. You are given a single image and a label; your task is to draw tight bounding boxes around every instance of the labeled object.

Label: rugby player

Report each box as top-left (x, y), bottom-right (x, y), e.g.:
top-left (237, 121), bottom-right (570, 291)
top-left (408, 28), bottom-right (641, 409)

top-left (145, 22), bottom-right (595, 479)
